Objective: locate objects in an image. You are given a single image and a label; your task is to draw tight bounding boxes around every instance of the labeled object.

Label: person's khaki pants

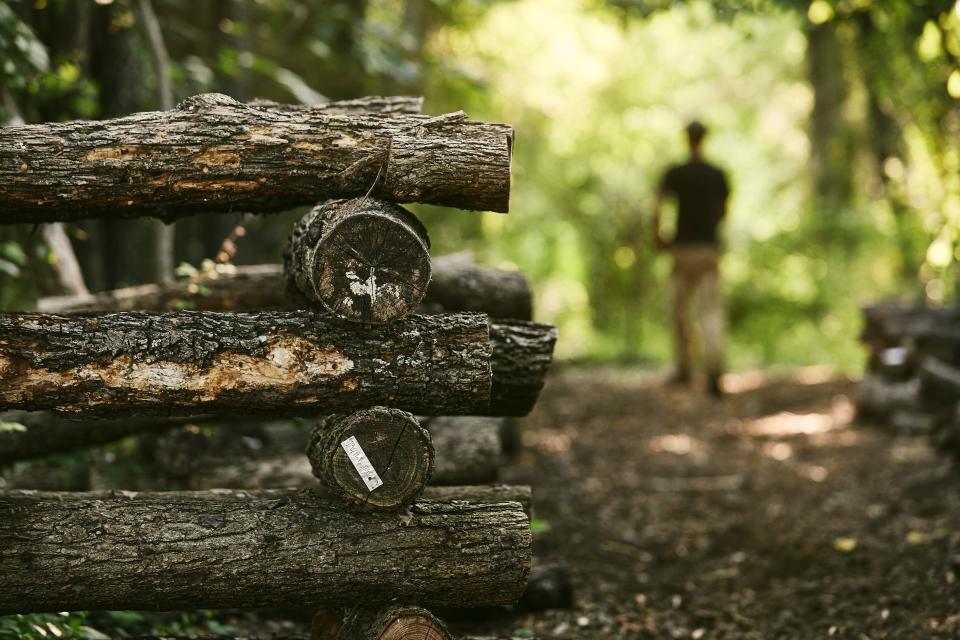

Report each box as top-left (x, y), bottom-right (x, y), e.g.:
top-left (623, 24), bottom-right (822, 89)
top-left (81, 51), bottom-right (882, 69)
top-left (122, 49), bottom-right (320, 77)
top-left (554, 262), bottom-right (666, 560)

top-left (670, 244), bottom-right (724, 378)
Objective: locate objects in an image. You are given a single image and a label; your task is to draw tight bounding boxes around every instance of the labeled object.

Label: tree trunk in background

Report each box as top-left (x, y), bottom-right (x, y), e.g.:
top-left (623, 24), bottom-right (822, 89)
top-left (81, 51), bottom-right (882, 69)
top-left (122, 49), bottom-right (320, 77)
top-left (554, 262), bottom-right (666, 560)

top-left (41, 224), bottom-right (88, 296)
top-left (854, 11), bottom-right (921, 285)
top-left (87, 0), bottom-right (152, 291)
top-left (136, 0), bottom-right (177, 285)
top-left (0, 488), bottom-right (531, 613)
top-left (806, 20), bottom-right (855, 219)
top-left (194, 0), bottom-right (251, 266)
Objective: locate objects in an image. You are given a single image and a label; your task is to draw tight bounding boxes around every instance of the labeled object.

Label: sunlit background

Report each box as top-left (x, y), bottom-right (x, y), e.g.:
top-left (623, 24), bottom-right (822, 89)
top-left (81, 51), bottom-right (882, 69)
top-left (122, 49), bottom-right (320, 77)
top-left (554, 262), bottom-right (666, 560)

top-left (1, 0), bottom-right (958, 371)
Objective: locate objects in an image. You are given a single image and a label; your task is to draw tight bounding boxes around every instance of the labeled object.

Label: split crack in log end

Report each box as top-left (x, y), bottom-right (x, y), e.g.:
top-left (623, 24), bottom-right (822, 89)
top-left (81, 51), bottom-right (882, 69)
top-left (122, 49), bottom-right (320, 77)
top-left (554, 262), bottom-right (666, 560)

top-left (307, 408), bottom-right (434, 509)
top-left (285, 199), bottom-right (431, 324)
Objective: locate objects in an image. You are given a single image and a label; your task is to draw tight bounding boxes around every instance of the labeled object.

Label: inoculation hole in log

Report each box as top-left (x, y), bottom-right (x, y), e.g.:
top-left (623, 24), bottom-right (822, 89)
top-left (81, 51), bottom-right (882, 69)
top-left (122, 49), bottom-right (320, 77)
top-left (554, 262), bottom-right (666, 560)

top-left (285, 198), bottom-right (431, 323)
top-left (307, 407), bottom-right (434, 508)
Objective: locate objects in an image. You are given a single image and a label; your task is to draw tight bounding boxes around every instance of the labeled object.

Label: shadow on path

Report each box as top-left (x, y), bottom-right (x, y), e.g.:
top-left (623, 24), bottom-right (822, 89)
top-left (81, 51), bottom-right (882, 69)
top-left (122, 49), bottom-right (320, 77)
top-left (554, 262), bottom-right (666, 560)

top-left (477, 367), bottom-right (960, 639)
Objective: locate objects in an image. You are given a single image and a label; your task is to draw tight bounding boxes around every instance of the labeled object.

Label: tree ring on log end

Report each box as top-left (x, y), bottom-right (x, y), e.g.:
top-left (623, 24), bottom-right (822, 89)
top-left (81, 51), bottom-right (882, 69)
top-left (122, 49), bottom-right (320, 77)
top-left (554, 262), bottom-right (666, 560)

top-left (286, 198), bottom-right (432, 324)
top-left (337, 605), bottom-right (452, 640)
top-left (308, 407), bottom-right (434, 509)
top-left (377, 612), bottom-right (450, 640)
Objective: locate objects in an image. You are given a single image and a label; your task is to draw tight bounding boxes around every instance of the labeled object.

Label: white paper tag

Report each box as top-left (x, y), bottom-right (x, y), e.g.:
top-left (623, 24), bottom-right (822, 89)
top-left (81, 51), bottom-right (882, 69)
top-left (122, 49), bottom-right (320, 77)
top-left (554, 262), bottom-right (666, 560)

top-left (340, 436), bottom-right (384, 492)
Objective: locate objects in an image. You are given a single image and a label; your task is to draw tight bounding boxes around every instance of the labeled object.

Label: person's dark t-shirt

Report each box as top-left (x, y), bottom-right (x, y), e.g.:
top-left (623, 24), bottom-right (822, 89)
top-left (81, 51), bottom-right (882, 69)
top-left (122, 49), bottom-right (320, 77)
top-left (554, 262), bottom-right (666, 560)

top-left (659, 158), bottom-right (730, 245)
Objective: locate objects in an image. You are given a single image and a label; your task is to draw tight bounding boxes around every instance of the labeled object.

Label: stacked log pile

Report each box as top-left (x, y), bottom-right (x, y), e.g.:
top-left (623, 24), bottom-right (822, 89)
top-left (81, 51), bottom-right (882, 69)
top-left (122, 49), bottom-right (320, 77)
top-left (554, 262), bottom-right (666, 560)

top-left (0, 94), bottom-right (558, 635)
top-left (857, 302), bottom-right (960, 456)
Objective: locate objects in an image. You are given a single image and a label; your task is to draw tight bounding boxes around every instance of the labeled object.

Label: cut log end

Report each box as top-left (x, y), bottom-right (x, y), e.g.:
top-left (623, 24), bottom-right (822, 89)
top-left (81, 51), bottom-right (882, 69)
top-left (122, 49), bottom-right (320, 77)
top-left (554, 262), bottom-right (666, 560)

top-left (286, 199), bottom-right (431, 324)
top-left (308, 408), bottom-right (434, 508)
top-left (375, 613), bottom-right (450, 640)
top-left (356, 606), bottom-right (451, 640)
top-left (317, 606), bottom-right (452, 640)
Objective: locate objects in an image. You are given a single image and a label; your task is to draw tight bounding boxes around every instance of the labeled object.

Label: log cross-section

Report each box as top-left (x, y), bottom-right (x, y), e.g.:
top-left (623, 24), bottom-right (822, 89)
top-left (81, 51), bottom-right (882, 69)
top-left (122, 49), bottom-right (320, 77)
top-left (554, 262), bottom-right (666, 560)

top-left (307, 408), bottom-right (434, 508)
top-left (0, 93), bottom-right (513, 224)
top-left (0, 488), bottom-right (532, 614)
top-left (285, 199), bottom-right (432, 324)
top-left (0, 311), bottom-right (491, 417)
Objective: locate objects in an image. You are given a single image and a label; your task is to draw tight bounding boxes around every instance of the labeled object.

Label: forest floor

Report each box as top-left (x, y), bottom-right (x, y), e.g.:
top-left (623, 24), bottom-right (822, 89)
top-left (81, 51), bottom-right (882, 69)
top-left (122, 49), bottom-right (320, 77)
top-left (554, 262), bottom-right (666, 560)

top-left (465, 366), bottom-right (960, 640)
top-left (6, 366), bottom-right (960, 639)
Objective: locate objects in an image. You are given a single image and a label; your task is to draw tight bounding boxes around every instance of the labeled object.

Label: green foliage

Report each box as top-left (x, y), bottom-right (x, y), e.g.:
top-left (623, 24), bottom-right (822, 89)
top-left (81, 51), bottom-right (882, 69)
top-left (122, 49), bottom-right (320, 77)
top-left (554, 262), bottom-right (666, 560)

top-left (2, 0), bottom-right (957, 372)
top-left (418, 0), bottom-right (958, 370)
top-left (0, 3), bottom-right (48, 97)
top-left (0, 610), bottom-right (243, 639)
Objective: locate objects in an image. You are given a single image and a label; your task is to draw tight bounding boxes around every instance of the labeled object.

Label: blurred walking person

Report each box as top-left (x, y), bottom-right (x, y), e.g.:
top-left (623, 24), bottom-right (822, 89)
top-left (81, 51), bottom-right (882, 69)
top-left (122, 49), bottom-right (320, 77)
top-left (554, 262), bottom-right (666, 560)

top-left (652, 120), bottom-right (730, 396)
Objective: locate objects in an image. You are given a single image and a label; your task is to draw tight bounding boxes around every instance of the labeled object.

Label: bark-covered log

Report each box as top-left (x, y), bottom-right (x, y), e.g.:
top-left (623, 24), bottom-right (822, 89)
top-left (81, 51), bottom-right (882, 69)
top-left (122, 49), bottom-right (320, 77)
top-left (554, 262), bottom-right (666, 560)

top-left (889, 410), bottom-right (938, 435)
top-left (421, 253), bottom-right (532, 321)
top-left (38, 257), bottom-right (532, 321)
top-left (0, 487), bottom-right (531, 614)
top-left (250, 95), bottom-right (424, 116)
top-left (918, 357), bottom-right (960, 410)
top-left (0, 411), bottom-right (191, 465)
top-left (420, 484), bottom-right (532, 517)
top-left (0, 93), bottom-right (512, 224)
top-left (285, 199), bottom-right (431, 324)
top-left (860, 302), bottom-right (960, 345)
top-left (307, 408), bottom-right (434, 508)
top-left (0, 311), bottom-right (491, 417)
top-left (422, 416), bottom-right (503, 485)
top-left (0, 312), bottom-right (553, 418)
top-left (334, 605), bottom-right (451, 640)
top-left (856, 373), bottom-right (920, 419)
top-left (36, 264), bottom-right (294, 314)
top-left (488, 321), bottom-right (557, 416)
top-left (192, 440), bottom-right (518, 495)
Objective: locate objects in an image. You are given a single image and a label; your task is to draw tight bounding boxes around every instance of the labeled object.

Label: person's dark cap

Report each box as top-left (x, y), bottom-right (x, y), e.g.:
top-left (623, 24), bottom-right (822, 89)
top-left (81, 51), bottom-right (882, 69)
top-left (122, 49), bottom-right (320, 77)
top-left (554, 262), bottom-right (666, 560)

top-left (686, 120), bottom-right (707, 144)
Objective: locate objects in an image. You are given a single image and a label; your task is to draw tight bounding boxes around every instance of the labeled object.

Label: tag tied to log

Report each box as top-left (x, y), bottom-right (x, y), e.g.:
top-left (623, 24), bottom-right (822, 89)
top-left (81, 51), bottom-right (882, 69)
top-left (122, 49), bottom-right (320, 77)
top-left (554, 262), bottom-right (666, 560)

top-left (340, 435), bottom-right (384, 492)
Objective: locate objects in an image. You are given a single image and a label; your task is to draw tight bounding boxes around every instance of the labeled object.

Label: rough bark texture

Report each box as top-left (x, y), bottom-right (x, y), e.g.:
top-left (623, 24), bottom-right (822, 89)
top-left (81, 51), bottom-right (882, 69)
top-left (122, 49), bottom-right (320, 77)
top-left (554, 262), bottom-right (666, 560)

top-left (421, 252), bottom-right (532, 321)
top-left (488, 321), bottom-right (557, 416)
top-left (0, 312), bottom-right (552, 418)
top-left (36, 265), bottom-right (294, 314)
top-left (856, 374), bottom-right (920, 419)
top-left (37, 257), bottom-right (531, 321)
top-left (0, 488), bottom-right (531, 614)
top-left (0, 411), bottom-right (190, 465)
top-left (517, 563), bottom-right (575, 612)
top-left (422, 416), bottom-right (503, 485)
top-left (420, 484), bottom-right (532, 517)
top-left (192, 439), bottom-right (518, 494)
top-left (918, 357), bottom-right (960, 410)
top-left (334, 605), bottom-right (451, 640)
top-left (0, 311), bottom-right (491, 417)
top-left (0, 93), bottom-right (512, 224)
top-left (284, 199), bottom-right (431, 323)
top-left (307, 408), bottom-right (434, 509)
top-left (860, 302), bottom-right (960, 347)
top-left (250, 95), bottom-right (425, 116)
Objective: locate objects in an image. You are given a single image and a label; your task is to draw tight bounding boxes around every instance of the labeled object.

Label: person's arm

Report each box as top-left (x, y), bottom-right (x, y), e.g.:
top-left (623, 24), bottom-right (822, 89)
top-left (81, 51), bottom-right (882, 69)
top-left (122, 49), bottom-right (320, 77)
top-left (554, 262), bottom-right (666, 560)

top-left (652, 192), bottom-right (669, 252)
top-left (717, 170), bottom-right (730, 222)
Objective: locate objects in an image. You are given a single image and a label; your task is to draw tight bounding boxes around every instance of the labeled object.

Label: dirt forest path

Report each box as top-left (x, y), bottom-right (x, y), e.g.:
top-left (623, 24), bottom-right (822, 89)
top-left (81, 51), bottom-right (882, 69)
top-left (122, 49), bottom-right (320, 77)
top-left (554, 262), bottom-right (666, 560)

top-left (464, 367), bottom-right (960, 640)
